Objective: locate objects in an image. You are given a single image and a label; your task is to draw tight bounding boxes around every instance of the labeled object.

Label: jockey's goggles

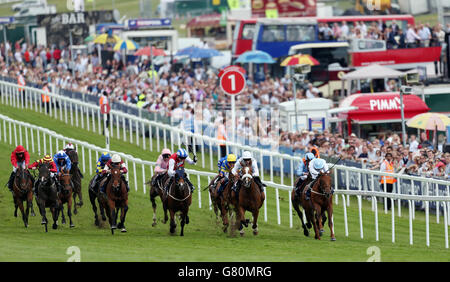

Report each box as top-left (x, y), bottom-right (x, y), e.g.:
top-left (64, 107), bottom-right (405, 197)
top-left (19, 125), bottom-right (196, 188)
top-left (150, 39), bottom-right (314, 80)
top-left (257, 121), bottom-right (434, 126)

top-left (163, 154), bottom-right (171, 158)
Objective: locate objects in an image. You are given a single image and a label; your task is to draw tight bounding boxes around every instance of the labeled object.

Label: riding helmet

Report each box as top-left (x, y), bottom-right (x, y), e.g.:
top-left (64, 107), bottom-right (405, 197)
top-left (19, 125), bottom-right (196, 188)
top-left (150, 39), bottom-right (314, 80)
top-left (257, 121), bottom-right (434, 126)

top-left (242, 151), bottom-right (252, 160)
top-left (101, 152), bottom-right (111, 161)
top-left (177, 148), bottom-right (188, 158)
top-left (43, 155), bottom-right (52, 162)
top-left (227, 154), bottom-right (237, 163)
top-left (305, 152), bottom-right (315, 161)
top-left (313, 159), bottom-right (326, 170)
top-left (111, 154), bottom-right (121, 163)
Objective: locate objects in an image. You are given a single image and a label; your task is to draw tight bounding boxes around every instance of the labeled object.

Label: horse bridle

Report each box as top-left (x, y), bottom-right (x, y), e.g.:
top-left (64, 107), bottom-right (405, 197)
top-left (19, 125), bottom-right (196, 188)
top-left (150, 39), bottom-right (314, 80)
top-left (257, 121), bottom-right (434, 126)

top-left (240, 166), bottom-right (253, 189)
top-left (15, 168), bottom-right (30, 194)
top-left (310, 174), bottom-right (333, 199)
top-left (168, 173), bottom-right (191, 202)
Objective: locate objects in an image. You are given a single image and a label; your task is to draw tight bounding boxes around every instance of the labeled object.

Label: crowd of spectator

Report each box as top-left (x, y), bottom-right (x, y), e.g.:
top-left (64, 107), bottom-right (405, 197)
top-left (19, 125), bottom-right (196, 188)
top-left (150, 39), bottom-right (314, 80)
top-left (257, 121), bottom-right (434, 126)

top-left (319, 19), bottom-right (449, 49)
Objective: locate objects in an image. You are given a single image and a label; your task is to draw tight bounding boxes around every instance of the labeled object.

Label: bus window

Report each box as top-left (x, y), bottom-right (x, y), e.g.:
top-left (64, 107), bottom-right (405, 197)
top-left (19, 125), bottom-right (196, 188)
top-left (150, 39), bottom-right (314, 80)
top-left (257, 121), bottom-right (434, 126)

top-left (287, 25), bottom-right (315, 42)
top-left (262, 25), bottom-right (285, 42)
top-left (242, 23), bottom-right (255, 40)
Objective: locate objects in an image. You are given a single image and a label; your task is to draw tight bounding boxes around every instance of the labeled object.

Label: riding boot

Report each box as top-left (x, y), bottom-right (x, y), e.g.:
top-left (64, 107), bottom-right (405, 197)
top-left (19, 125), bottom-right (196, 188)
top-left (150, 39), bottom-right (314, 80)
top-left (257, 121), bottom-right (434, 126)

top-left (186, 178), bottom-right (195, 193)
top-left (305, 179), bottom-right (316, 201)
top-left (254, 176), bottom-right (265, 193)
top-left (295, 179), bottom-right (303, 197)
top-left (7, 171), bottom-right (15, 192)
top-left (33, 180), bottom-right (40, 197)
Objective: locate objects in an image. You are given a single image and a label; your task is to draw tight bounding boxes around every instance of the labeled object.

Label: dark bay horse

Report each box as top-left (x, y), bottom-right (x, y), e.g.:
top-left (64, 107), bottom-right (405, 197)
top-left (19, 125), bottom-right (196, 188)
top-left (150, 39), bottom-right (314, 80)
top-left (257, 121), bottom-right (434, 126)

top-left (67, 150), bottom-right (83, 214)
top-left (146, 173), bottom-right (169, 227)
top-left (230, 163), bottom-right (265, 237)
top-left (11, 166), bottom-right (35, 227)
top-left (163, 169), bottom-right (191, 236)
top-left (99, 167), bottom-right (129, 235)
top-left (208, 174), bottom-right (234, 233)
top-left (299, 172), bottom-right (335, 241)
top-left (58, 170), bottom-right (75, 228)
top-left (291, 176), bottom-right (312, 237)
top-left (88, 174), bottom-right (107, 226)
top-left (36, 163), bottom-right (60, 232)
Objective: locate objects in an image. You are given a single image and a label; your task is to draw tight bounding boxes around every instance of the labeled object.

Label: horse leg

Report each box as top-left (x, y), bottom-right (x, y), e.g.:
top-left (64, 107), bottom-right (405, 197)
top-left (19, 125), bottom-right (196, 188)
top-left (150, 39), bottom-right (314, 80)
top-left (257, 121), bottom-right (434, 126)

top-left (293, 197), bottom-right (309, 237)
top-left (150, 189), bottom-right (158, 227)
top-left (162, 201), bottom-right (169, 224)
top-left (312, 205), bottom-right (322, 240)
top-left (77, 187), bottom-right (83, 207)
top-left (327, 205), bottom-right (336, 241)
top-left (16, 198), bottom-right (27, 228)
top-left (120, 204), bottom-right (128, 232)
top-left (221, 199), bottom-right (229, 233)
top-left (73, 193), bottom-right (78, 215)
top-left (180, 210), bottom-right (186, 237)
top-left (27, 191), bottom-right (35, 218)
top-left (51, 206), bottom-right (59, 230)
top-left (169, 209), bottom-right (176, 234)
top-left (68, 196), bottom-right (74, 228)
top-left (60, 202), bottom-right (66, 225)
top-left (89, 190), bottom-right (100, 226)
top-left (13, 196), bottom-right (18, 217)
top-left (108, 200), bottom-right (117, 233)
top-left (238, 206), bottom-right (246, 237)
top-left (252, 209), bottom-right (259, 236)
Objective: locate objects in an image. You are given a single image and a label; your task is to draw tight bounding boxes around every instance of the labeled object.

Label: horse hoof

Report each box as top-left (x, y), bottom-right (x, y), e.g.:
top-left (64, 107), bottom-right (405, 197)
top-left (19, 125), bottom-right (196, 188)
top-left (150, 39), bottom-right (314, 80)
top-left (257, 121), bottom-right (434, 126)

top-left (94, 219), bottom-right (99, 226)
top-left (73, 210), bottom-right (78, 215)
top-left (331, 237), bottom-right (336, 241)
top-left (152, 222), bottom-right (157, 227)
top-left (111, 225), bottom-right (117, 229)
top-left (319, 230), bottom-right (324, 236)
top-left (304, 230), bottom-right (309, 237)
top-left (70, 224), bottom-right (75, 228)
top-left (41, 220), bottom-right (47, 225)
top-left (62, 220), bottom-right (66, 225)
top-left (121, 228), bottom-right (127, 233)
top-left (253, 231), bottom-right (258, 236)
top-left (102, 216), bottom-right (106, 221)
top-left (52, 224), bottom-right (58, 230)
top-left (240, 232), bottom-right (244, 237)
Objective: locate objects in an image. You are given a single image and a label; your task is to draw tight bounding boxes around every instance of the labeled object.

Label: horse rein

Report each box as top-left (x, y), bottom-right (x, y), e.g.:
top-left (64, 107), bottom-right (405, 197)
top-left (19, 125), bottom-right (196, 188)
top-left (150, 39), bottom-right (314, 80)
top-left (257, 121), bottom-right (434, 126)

top-left (168, 182), bottom-right (191, 202)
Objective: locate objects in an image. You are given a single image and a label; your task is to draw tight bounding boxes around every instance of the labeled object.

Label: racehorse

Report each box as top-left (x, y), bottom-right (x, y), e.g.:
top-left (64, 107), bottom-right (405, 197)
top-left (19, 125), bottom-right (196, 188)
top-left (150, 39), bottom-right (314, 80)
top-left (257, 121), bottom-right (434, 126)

top-left (11, 166), bottom-right (35, 227)
top-left (291, 176), bottom-right (312, 237)
top-left (99, 167), bottom-right (129, 235)
top-left (299, 172), bottom-right (335, 241)
top-left (36, 163), bottom-right (60, 232)
top-left (208, 174), bottom-right (234, 233)
top-left (163, 169), bottom-right (191, 236)
top-left (230, 162), bottom-right (265, 237)
top-left (58, 169), bottom-right (75, 228)
top-left (67, 150), bottom-right (83, 214)
top-left (146, 173), bottom-right (169, 227)
top-left (88, 174), bottom-right (107, 226)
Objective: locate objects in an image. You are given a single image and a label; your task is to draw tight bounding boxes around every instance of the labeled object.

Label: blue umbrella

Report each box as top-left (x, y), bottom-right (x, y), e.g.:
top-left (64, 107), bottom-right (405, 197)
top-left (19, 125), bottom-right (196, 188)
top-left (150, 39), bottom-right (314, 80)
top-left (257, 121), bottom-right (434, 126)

top-left (176, 46), bottom-right (223, 59)
top-left (236, 50), bottom-right (275, 64)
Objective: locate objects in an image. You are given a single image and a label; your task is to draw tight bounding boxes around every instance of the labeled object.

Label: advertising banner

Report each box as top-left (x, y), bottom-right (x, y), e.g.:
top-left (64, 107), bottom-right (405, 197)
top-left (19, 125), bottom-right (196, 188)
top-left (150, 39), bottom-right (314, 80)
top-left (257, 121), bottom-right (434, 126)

top-left (251, 0), bottom-right (316, 18)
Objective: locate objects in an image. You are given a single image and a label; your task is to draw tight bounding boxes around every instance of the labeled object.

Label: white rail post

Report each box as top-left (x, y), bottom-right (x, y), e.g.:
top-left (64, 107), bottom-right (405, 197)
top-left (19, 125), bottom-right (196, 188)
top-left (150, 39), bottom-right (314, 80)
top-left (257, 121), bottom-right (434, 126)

top-left (142, 163), bottom-right (146, 194)
top-left (358, 172), bottom-right (363, 239)
top-left (122, 116), bottom-right (126, 141)
top-left (408, 200), bottom-right (413, 245)
top-left (342, 194), bottom-right (348, 237)
top-left (345, 170), bottom-right (350, 207)
top-left (436, 183), bottom-right (440, 224)
top-left (276, 187), bottom-right (280, 225)
top-left (197, 174), bottom-right (201, 209)
top-left (397, 179), bottom-right (401, 218)
top-left (391, 196), bottom-right (395, 243)
top-left (444, 201), bottom-right (448, 249)
top-left (425, 182), bottom-right (430, 247)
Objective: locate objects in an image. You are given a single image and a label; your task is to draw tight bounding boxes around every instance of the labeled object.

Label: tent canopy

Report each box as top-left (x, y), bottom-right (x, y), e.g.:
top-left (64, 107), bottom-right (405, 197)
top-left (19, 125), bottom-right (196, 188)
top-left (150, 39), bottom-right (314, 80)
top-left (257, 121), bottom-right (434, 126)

top-left (341, 64), bottom-right (405, 80)
top-left (280, 98), bottom-right (332, 112)
top-left (337, 93), bottom-right (430, 122)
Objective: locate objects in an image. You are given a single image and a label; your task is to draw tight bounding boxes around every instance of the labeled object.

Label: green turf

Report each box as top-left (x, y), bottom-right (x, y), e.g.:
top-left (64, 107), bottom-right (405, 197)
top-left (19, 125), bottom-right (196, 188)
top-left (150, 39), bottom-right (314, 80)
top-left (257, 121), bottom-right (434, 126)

top-left (0, 102), bottom-right (450, 261)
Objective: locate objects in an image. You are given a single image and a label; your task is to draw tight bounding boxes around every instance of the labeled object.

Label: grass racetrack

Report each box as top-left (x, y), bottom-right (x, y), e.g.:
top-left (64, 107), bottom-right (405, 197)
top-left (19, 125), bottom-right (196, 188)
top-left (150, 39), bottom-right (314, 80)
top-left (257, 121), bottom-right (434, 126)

top-left (0, 103), bottom-right (449, 262)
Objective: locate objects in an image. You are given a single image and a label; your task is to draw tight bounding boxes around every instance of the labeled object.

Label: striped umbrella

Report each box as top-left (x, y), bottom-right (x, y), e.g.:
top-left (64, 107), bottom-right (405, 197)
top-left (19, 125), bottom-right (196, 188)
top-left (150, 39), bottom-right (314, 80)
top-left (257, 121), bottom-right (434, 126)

top-left (93, 34), bottom-right (121, 44)
top-left (113, 39), bottom-right (139, 51)
top-left (280, 54), bottom-right (320, 66)
top-left (134, 46), bottom-right (166, 57)
top-left (406, 113), bottom-right (450, 131)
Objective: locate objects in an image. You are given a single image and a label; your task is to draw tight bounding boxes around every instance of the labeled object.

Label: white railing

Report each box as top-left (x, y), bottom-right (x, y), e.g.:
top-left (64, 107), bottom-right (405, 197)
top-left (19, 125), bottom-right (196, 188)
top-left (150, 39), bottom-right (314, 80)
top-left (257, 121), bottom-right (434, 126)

top-left (1, 112), bottom-right (449, 248)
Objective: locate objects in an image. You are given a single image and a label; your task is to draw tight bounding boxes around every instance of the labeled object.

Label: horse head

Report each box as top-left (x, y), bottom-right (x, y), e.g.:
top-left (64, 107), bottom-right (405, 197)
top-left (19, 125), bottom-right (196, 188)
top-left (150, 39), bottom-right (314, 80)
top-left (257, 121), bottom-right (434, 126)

top-left (317, 172), bottom-right (333, 199)
top-left (67, 150), bottom-right (79, 166)
top-left (59, 169), bottom-right (72, 194)
top-left (15, 166), bottom-right (31, 192)
top-left (110, 167), bottom-right (122, 193)
top-left (174, 169), bottom-right (188, 194)
top-left (38, 163), bottom-right (51, 184)
top-left (240, 166), bottom-right (254, 189)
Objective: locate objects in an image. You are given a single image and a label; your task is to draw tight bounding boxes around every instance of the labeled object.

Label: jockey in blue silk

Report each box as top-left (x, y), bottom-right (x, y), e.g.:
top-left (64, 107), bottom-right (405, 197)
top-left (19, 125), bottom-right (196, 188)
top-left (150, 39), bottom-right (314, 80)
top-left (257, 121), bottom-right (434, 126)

top-left (304, 158), bottom-right (330, 200)
top-left (294, 152), bottom-right (315, 196)
top-left (215, 154), bottom-right (237, 197)
top-left (53, 150), bottom-right (72, 174)
top-left (89, 152), bottom-right (111, 191)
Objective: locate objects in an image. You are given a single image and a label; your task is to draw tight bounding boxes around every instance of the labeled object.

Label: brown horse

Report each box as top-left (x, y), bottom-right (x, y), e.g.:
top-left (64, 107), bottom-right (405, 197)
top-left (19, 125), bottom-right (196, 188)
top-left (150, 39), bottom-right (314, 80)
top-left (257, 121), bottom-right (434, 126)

top-left (299, 172), bottom-right (335, 241)
top-left (99, 167), bottom-right (129, 235)
top-left (291, 176), bottom-right (312, 237)
top-left (36, 163), bottom-right (60, 232)
top-left (58, 169), bottom-right (75, 228)
top-left (163, 169), bottom-right (191, 236)
top-left (208, 174), bottom-right (235, 233)
top-left (230, 163), bottom-right (265, 237)
top-left (146, 173), bottom-right (169, 227)
top-left (88, 173), bottom-right (107, 226)
top-left (11, 166), bottom-right (35, 227)
top-left (67, 150), bottom-right (83, 214)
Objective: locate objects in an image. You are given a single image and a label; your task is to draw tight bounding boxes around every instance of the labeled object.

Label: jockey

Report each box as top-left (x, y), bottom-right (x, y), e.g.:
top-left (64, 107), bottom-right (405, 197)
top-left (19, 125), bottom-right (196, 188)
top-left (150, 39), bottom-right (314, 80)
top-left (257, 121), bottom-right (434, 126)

top-left (167, 148), bottom-right (197, 193)
top-left (100, 154), bottom-right (130, 193)
top-left (7, 145), bottom-right (31, 192)
top-left (151, 148), bottom-right (171, 188)
top-left (304, 158), bottom-right (329, 200)
top-left (89, 152), bottom-right (111, 191)
top-left (294, 152), bottom-right (316, 195)
top-left (28, 154), bottom-right (57, 197)
top-left (53, 150), bottom-right (72, 174)
top-left (64, 142), bottom-right (75, 154)
top-left (231, 151), bottom-right (265, 193)
top-left (216, 154), bottom-right (237, 197)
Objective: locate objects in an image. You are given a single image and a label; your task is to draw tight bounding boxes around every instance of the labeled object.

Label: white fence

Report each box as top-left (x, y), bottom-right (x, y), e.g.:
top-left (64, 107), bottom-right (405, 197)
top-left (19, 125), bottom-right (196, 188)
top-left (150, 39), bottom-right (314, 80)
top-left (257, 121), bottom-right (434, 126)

top-left (1, 81), bottom-right (450, 247)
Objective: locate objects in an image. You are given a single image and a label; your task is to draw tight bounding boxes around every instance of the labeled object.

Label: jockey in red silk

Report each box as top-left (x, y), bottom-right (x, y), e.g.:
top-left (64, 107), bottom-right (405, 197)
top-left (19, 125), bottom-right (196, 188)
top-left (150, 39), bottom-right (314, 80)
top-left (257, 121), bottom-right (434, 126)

top-left (7, 145), bottom-right (31, 192)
